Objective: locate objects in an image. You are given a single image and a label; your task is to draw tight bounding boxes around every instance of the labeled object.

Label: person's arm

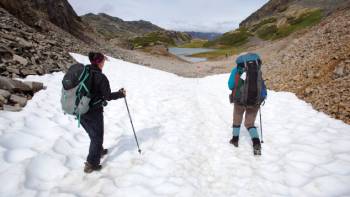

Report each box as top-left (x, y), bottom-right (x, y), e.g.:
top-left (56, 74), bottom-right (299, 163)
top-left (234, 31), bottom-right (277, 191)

top-left (228, 67), bottom-right (237, 90)
top-left (100, 75), bottom-right (125, 101)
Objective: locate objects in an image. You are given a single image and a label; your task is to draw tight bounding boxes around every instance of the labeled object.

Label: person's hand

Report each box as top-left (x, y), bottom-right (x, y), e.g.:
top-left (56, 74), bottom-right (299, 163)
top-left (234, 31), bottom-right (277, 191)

top-left (118, 88), bottom-right (126, 97)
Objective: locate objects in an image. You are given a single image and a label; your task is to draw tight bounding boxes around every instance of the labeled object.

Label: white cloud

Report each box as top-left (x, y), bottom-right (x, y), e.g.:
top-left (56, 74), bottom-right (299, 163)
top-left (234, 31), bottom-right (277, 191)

top-left (68, 0), bottom-right (268, 33)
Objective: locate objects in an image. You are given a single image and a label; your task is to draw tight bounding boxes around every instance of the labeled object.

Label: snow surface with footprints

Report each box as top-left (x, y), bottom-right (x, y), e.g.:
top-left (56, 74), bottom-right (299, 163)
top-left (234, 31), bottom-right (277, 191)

top-left (0, 53), bottom-right (350, 197)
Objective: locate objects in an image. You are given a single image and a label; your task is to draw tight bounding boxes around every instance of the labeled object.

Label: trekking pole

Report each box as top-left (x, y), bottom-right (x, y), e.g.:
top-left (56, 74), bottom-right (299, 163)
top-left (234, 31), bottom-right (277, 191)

top-left (259, 108), bottom-right (264, 143)
top-left (124, 97), bottom-right (142, 154)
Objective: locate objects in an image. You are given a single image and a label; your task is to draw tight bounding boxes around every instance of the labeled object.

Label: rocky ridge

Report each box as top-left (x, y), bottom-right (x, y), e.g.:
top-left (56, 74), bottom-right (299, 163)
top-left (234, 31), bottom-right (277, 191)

top-left (0, 0), bottom-right (96, 43)
top-left (82, 13), bottom-right (164, 39)
top-left (240, 0), bottom-right (350, 28)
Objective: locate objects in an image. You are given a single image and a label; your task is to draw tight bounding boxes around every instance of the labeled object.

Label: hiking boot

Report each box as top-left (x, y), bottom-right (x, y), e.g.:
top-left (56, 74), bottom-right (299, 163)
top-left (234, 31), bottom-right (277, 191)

top-left (84, 162), bottom-right (102, 173)
top-left (252, 138), bottom-right (261, 155)
top-left (101, 148), bottom-right (108, 158)
top-left (229, 136), bottom-right (239, 147)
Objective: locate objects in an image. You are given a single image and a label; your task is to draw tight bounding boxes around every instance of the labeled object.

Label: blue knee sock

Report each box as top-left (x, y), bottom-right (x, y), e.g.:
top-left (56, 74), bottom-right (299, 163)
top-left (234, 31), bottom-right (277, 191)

top-left (232, 125), bottom-right (240, 137)
top-left (248, 127), bottom-right (259, 139)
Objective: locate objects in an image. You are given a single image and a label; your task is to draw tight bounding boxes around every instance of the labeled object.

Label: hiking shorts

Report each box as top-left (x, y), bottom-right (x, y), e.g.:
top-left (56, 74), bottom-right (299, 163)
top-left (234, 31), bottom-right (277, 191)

top-left (233, 103), bottom-right (259, 128)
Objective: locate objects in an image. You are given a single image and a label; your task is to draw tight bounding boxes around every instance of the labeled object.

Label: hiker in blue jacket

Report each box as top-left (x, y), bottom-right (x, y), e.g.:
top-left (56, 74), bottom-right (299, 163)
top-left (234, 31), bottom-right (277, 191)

top-left (228, 53), bottom-right (267, 155)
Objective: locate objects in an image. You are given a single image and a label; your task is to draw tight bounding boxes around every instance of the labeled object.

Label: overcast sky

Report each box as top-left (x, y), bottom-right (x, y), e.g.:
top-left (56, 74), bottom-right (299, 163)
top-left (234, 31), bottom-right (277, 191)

top-left (68, 0), bottom-right (268, 33)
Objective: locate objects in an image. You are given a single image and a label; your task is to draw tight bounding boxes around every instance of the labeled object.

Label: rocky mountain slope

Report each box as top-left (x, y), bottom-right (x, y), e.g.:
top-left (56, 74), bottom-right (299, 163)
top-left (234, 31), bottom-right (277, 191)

top-left (0, 0), bottom-right (97, 43)
top-left (83, 13), bottom-right (192, 49)
top-left (262, 7), bottom-right (350, 124)
top-left (82, 13), bottom-right (164, 41)
top-left (240, 0), bottom-right (350, 28)
top-left (206, 0), bottom-right (350, 50)
top-left (0, 6), bottom-right (98, 111)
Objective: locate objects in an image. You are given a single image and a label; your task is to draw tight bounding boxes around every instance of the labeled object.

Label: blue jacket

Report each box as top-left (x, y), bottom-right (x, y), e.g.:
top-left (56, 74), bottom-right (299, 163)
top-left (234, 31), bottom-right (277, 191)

top-left (228, 67), bottom-right (267, 99)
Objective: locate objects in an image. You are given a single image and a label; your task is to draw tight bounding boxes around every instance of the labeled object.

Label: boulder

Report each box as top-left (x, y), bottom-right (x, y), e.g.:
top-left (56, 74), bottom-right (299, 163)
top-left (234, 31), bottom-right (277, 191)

top-left (333, 62), bottom-right (345, 78)
top-left (0, 89), bottom-right (11, 98)
top-left (20, 68), bottom-right (37, 76)
top-left (9, 94), bottom-right (27, 107)
top-left (0, 76), bottom-right (32, 92)
top-left (6, 67), bottom-right (20, 75)
top-left (3, 104), bottom-right (22, 112)
top-left (0, 95), bottom-right (6, 106)
top-left (23, 81), bottom-right (44, 92)
top-left (13, 54), bottom-right (28, 65)
top-left (15, 37), bottom-right (33, 48)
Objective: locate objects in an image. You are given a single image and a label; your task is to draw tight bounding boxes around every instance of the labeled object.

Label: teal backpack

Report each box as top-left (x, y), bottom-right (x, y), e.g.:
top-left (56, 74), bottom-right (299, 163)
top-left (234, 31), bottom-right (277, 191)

top-left (231, 53), bottom-right (267, 106)
top-left (61, 64), bottom-right (91, 126)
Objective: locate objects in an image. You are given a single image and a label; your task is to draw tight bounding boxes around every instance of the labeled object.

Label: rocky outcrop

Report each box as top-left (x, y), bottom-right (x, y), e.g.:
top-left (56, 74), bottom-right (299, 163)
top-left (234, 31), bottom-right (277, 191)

top-left (263, 8), bottom-right (350, 124)
top-left (0, 76), bottom-right (45, 111)
top-left (0, 7), bottom-right (95, 78)
top-left (0, 0), bottom-right (95, 43)
top-left (0, 7), bottom-right (97, 112)
top-left (240, 0), bottom-right (293, 28)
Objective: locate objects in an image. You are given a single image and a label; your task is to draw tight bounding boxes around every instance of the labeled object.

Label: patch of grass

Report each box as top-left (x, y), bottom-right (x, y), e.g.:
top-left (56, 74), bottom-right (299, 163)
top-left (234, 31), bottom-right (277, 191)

top-left (257, 9), bottom-right (324, 40)
top-left (274, 9), bottom-right (323, 39)
top-left (178, 39), bottom-right (207, 48)
top-left (251, 17), bottom-right (277, 32)
top-left (131, 32), bottom-right (175, 48)
top-left (204, 29), bottom-right (251, 48)
top-left (257, 24), bottom-right (278, 40)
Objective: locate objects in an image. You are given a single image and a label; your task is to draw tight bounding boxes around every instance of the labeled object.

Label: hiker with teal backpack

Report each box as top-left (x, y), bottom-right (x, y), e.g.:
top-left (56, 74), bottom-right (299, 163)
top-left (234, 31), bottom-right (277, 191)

top-left (228, 53), bottom-right (267, 155)
top-left (61, 52), bottom-right (126, 173)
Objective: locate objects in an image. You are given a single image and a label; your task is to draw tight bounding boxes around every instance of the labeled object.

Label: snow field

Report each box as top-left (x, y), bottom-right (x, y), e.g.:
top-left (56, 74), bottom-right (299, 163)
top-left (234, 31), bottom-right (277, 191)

top-left (0, 53), bottom-right (349, 196)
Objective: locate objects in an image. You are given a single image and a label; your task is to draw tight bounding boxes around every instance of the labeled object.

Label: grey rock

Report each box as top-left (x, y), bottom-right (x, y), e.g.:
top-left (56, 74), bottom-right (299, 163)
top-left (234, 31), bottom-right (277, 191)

top-left (20, 68), bottom-right (37, 76)
top-left (9, 94), bottom-right (27, 107)
top-left (3, 104), bottom-right (22, 112)
top-left (6, 67), bottom-right (20, 75)
top-left (23, 81), bottom-right (44, 92)
top-left (13, 55), bottom-right (28, 65)
top-left (334, 63), bottom-right (345, 77)
top-left (0, 95), bottom-right (6, 105)
top-left (0, 76), bottom-right (31, 92)
top-left (0, 89), bottom-right (11, 98)
top-left (15, 37), bottom-right (33, 48)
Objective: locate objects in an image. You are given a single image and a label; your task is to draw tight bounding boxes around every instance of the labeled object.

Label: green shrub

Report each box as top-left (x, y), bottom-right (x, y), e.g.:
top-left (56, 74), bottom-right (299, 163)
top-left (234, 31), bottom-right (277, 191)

top-left (204, 29), bottom-right (251, 48)
top-left (255, 9), bottom-right (323, 40)
top-left (131, 32), bottom-right (175, 48)
top-left (257, 24), bottom-right (278, 40)
top-left (251, 17), bottom-right (277, 32)
top-left (274, 9), bottom-right (323, 39)
top-left (179, 39), bottom-right (207, 48)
